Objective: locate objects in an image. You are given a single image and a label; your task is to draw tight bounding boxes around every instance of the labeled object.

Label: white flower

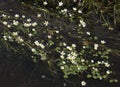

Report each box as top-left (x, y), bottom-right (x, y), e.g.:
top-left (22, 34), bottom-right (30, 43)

top-left (22, 15), bottom-right (25, 18)
top-left (86, 32), bottom-right (91, 35)
top-left (15, 14), bottom-right (19, 18)
top-left (60, 55), bottom-right (64, 59)
top-left (66, 46), bottom-right (72, 50)
top-left (63, 43), bottom-right (66, 46)
top-left (73, 0), bottom-right (77, 2)
top-left (27, 18), bottom-right (31, 22)
top-left (31, 48), bottom-right (36, 53)
top-left (3, 36), bottom-right (7, 40)
top-left (61, 66), bottom-right (64, 69)
top-left (72, 44), bottom-right (76, 48)
top-left (83, 46), bottom-right (86, 49)
top-left (94, 44), bottom-right (99, 50)
top-left (97, 61), bottom-right (101, 64)
top-left (91, 60), bottom-right (94, 63)
top-left (62, 61), bottom-right (66, 64)
top-left (32, 22), bottom-right (37, 27)
top-left (80, 20), bottom-right (86, 27)
top-left (39, 43), bottom-right (45, 49)
top-left (8, 16), bottom-right (10, 18)
top-left (81, 59), bottom-right (85, 62)
top-left (28, 33), bottom-right (32, 37)
top-left (19, 38), bottom-right (24, 42)
top-left (16, 37), bottom-right (24, 43)
top-left (58, 1), bottom-right (63, 6)
top-left (101, 40), bottom-right (106, 44)
top-left (7, 24), bottom-right (11, 28)
top-left (37, 14), bottom-right (41, 17)
top-left (44, 21), bottom-right (49, 26)
top-left (60, 51), bottom-right (65, 55)
top-left (105, 62), bottom-right (110, 67)
top-left (106, 70), bottom-right (111, 74)
top-left (48, 35), bottom-right (52, 39)
top-left (3, 21), bottom-right (7, 25)
top-left (78, 10), bottom-right (82, 13)
top-left (24, 23), bottom-right (31, 27)
top-left (2, 14), bottom-right (7, 17)
top-left (81, 81), bottom-right (86, 86)
top-left (63, 9), bottom-right (67, 12)
top-left (13, 20), bottom-right (19, 26)
top-left (55, 30), bottom-right (59, 33)
top-left (73, 7), bottom-right (77, 11)
top-left (43, 1), bottom-right (48, 5)
top-left (34, 41), bottom-right (40, 46)
top-left (12, 32), bottom-right (18, 36)
top-left (32, 28), bottom-right (36, 31)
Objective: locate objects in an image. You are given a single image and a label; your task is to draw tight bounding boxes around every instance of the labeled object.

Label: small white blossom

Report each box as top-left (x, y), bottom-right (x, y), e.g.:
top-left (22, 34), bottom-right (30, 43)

top-left (63, 43), bottom-right (66, 46)
top-left (81, 59), bottom-right (85, 62)
top-left (7, 24), bottom-right (11, 28)
top-left (106, 70), bottom-right (111, 74)
top-left (80, 20), bottom-right (86, 27)
top-left (28, 33), bottom-right (32, 37)
top-left (91, 60), bottom-right (94, 63)
top-left (39, 43), bottom-right (45, 49)
top-left (58, 1), bottom-right (63, 6)
top-left (63, 9), bottom-right (67, 12)
top-left (66, 46), bottom-right (72, 50)
top-left (34, 41), bottom-right (40, 46)
top-left (3, 21), bottom-right (7, 25)
top-left (27, 18), bottom-right (31, 22)
top-left (94, 44), bottom-right (99, 50)
top-left (73, 7), bottom-right (77, 11)
top-left (32, 28), bottom-right (35, 31)
top-left (16, 37), bottom-right (24, 43)
top-left (2, 14), bottom-right (7, 17)
top-left (101, 40), bottom-right (106, 44)
top-left (105, 62), bottom-right (110, 67)
top-left (73, 0), bottom-right (77, 2)
top-left (24, 23), bottom-right (31, 27)
top-left (62, 61), bottom-right (66, 64)
top-left (12, 32), bottom-right (18, 36)
top-left (61, 66), bottom-right (64, 69)
top-left (60, 55), bottom-right (64, 59)
top-left (31, 48), bottom-right (36, 53)
top-left (32, 22), bottom-right (37, 27)
top-left (15, 14), bottom-right (19, 18)
top-left (83, 46), bottom-right (86, 49)
top-left (48, 35), bottom-right (52, 39)
top-left (78, 10), bottom-right (82, 13)
top-left (22, 15), bottom-right (25, 18)
top-left (13, 20), bottom-right (19, 26)
top-left (86, 32), bottom-right (91, 35)
top-left (3, 36), bottom-right (7, 40)
top-left (55, 30), bottom-right (59, 33)
top-left (37, 14), bottom-right (41, 17)
top-left (81, 81), bottom-right (86, 86)
top-left (72, 44), bottom-right (76, 48)
top-left (97, 61), bottom-right (101, 64)
top-left (43, 1), bottom-right (48, 5)
top-left (44, 21), bottom-right (49, 26)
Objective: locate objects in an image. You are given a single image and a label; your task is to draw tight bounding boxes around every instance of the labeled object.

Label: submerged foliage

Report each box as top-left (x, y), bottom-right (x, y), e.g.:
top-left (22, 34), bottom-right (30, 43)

top-left (0, 0), bottom-right (119, 87)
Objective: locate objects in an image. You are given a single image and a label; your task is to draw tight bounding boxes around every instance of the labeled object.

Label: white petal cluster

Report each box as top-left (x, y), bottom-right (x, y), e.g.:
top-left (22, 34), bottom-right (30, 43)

top-left (58, 1), bottom-right (63, 6)
top-left (81, 81), bottom-right (86, 86)
top-left (94, 44), bottom-right (99, 50)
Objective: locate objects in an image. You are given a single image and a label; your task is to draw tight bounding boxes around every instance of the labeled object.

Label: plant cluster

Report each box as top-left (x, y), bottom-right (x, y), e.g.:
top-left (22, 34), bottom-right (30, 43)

top-left (0, 0), bottom-right (118, 86)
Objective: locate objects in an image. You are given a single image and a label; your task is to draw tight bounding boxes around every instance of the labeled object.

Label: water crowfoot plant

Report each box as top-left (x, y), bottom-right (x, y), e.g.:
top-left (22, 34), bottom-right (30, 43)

top-left (0, 0), bottom-right (119, 87)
